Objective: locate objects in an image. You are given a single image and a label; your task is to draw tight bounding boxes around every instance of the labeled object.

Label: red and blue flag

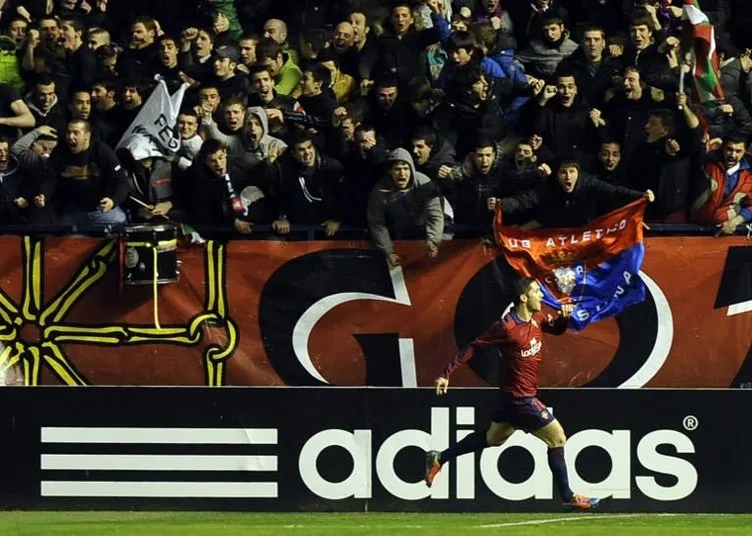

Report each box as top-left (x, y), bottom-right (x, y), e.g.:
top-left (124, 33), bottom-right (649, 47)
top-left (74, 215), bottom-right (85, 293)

top-left (494, 199), bottom-right (649, 331)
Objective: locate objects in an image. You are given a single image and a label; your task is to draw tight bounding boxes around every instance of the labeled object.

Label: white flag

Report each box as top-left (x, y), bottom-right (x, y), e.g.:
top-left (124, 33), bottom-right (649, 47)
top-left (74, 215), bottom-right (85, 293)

top-left (116, 80), bottom-right (188, 160)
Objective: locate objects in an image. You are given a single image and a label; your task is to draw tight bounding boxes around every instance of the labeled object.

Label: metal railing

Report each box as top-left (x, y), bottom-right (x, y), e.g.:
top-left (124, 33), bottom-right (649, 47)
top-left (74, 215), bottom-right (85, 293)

top-left (0, 222), bottom-right (748, 240)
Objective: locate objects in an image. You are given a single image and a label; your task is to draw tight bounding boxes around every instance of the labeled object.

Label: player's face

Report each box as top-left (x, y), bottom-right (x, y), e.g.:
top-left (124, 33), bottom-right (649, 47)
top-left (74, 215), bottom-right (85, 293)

top-left (524, 282), bottom-right (544, 312)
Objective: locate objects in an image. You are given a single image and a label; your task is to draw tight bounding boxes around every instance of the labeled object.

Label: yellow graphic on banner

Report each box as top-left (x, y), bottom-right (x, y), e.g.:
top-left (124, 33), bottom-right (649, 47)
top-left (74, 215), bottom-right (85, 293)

top-left (0, 238), bottom-right (237, 387)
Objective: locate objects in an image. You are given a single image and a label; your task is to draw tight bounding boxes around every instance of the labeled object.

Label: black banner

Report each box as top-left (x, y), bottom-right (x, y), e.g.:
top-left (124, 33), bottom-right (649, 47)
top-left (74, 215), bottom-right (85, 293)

top-left (0, 388), bottom-right (748, 512)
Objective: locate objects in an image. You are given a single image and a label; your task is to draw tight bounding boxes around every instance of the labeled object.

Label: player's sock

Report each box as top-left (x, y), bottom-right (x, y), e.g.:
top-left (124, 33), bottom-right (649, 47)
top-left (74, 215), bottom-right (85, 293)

top-left (440, 430), bottom-right (488, 465)
top-left (548, 447), bottom-right (574, 502)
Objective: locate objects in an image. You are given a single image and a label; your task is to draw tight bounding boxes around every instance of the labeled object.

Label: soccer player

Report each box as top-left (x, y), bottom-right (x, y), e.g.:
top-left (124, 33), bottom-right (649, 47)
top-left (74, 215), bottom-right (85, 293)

top-left (425, 277), bottom-right (600, 510)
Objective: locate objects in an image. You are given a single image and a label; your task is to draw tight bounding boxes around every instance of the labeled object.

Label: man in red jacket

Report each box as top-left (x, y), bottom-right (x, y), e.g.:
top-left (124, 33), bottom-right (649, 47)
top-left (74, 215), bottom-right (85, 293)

top-left (692, 134), bottom-right (752, 235)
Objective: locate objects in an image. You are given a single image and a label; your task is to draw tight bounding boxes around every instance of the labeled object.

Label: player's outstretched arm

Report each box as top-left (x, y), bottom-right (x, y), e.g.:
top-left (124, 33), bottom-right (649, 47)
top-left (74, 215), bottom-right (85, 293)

top-left (435, 376), bottom-right (449, 396)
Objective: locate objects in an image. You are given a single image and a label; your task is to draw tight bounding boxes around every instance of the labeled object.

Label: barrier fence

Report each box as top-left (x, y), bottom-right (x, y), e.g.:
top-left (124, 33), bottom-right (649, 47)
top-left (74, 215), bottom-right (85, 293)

top-left (0, 231), bottom-right (748, 387)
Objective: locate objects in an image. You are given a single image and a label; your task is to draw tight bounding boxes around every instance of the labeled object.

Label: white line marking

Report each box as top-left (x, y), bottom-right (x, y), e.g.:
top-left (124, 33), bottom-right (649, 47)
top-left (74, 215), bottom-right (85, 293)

top-left (477, 513), bottom-right (645, 528)
top-left (41, 427), bottom-right (277, 444)
top-left (41, 454), bottom-right (278, 472)
top-left (41, 481), bottom-right (278, 498)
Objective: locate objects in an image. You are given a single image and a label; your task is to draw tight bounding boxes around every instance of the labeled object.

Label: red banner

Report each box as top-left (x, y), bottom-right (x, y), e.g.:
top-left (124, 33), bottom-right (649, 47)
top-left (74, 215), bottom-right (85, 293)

top-left (0, 234), bottom-right (748, 388)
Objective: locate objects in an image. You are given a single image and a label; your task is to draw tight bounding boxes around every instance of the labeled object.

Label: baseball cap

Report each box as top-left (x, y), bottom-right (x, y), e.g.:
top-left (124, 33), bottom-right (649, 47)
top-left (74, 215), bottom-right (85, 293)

top-left (215, 45), bottom-right (240, 62)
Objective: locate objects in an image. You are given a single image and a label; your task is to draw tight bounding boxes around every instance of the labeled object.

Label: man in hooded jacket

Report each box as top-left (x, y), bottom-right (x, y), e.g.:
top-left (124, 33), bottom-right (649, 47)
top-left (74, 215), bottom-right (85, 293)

top-left (367, 147), bottom-right (444, 266)
top-left (202, 106), bottom-right (288, 175)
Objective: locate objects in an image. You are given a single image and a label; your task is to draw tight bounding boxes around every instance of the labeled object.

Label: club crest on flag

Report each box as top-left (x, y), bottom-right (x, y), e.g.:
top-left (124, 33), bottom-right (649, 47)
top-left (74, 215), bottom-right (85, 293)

top-left (553, 266), bottom-right (578, 296)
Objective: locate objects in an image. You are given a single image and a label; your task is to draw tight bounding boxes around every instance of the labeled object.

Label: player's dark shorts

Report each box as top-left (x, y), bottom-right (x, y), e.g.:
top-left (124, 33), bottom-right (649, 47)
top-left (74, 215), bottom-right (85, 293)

top-left (491, 391), bottom-right (555, 432)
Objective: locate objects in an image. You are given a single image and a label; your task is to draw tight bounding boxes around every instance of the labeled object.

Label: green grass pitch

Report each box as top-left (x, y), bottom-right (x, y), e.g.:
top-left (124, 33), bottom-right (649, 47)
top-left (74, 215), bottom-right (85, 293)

top-left (0, 512), bottom-right (751, 535)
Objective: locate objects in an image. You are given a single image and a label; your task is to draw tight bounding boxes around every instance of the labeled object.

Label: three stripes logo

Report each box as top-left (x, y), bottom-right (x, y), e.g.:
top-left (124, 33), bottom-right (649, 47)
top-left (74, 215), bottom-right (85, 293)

top-left (40, 427), bottom-right (279, 498)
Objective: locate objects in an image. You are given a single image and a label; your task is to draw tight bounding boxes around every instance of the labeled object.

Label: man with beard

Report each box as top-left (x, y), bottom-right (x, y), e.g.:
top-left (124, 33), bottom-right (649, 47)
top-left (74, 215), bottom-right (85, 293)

top-left (410, 126), bottom-right (458, 183)
top-left (367, 148), bottom-right (444, 266)
top-left (555, 24), bottom-right (621, 108)
top-left (118, 16), bottom-right (160, 80)
top-left (515, 11), bottom-right (578, 80)
top-left (265, 130), bottom-right (344, 237)
top-left (24, 75), bottom-right (66, 134)
top-left (498, 159), bottom-right (654, 228)
top-left (332, 21), bottom-right (355, 58)
top-left (202, 103), bottom-right (287, 175)
top-left (529, 72), bottom-right (595, 160)
top-left (692, 134), bottom-right (752, 234)
top-left (35, 119), bottom-right (131, 228)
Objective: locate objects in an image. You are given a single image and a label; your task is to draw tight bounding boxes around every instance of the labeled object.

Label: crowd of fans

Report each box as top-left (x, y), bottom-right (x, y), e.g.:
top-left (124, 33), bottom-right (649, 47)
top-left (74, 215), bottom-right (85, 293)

top-left (0, 0), bottom-right (749, 265)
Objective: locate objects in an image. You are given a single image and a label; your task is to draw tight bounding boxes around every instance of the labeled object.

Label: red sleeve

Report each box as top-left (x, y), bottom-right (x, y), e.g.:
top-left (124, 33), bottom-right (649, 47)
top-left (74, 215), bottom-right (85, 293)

top-left (538, 312), bottom-right (569, 335)
top-left (442, 321), bottom-right (508, 379)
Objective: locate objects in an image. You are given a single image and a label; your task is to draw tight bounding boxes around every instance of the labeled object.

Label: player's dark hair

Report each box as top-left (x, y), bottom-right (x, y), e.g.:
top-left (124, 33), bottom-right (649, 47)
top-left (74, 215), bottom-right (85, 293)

top-left (512, 277), bottom-right (537, 305)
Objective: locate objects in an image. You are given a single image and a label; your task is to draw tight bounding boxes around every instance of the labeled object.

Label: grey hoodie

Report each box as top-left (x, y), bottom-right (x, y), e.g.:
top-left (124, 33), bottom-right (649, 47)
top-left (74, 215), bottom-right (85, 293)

top-left (515, 32), bottom-right (579, 78)
top-left (367, 148), bottom-right (445, 255)
top-left (202, 106), bottom-right (287, 173)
